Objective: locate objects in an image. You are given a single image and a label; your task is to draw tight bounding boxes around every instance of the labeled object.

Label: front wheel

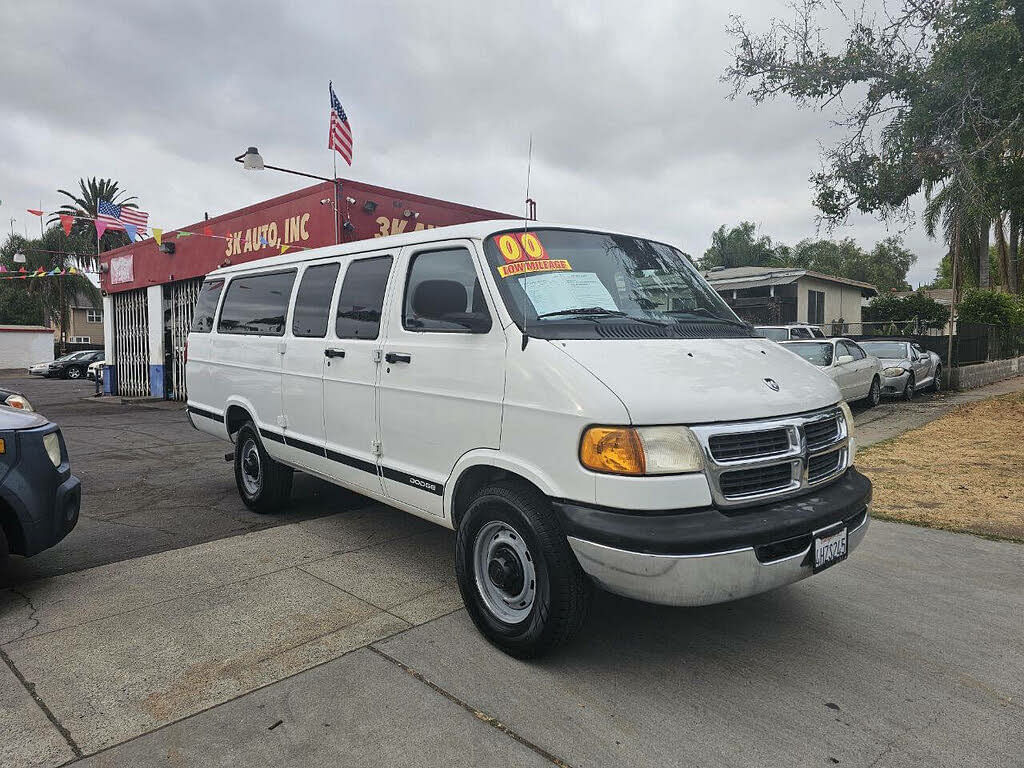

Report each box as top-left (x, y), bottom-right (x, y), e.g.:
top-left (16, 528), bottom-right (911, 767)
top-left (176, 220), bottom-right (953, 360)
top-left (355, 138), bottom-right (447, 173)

top-left (233, 422), bottom-right (293, 513)
top-left (456, 481), bottom-right (592, 658)
top-left (930, 365), bottom-right (942, 392)
top-left (65, 366), bottom-right (83, 380)
top-left (864, 376), bottom-right (881, 408)
top-left (902, 374), bottom-right (916, 401)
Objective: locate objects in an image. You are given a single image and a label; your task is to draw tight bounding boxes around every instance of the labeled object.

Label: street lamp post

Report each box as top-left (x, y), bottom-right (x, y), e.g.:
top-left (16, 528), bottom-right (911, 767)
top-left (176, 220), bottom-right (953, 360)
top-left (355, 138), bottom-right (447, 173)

top-left (234, 147), bottom-right (341, 245)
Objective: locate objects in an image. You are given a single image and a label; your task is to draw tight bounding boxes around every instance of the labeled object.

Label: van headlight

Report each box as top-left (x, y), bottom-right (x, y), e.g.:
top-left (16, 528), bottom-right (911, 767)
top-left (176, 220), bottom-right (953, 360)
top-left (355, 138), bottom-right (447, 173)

top-left (580, 426), bottom-right (704, 476)
top-left (838, 401), bottom-right (856, 464)
top-left (43, 432), bottom-right (62, 467)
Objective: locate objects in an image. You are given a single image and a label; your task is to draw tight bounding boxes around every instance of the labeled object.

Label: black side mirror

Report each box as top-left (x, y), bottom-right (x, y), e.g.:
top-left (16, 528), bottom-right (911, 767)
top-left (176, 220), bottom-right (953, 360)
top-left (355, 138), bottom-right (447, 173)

top-left (441, 312), bottom-right (492, 333)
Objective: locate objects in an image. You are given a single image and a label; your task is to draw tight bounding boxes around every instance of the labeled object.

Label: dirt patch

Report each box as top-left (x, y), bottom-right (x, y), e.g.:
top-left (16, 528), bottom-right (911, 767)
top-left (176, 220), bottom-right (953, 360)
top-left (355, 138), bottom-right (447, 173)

top-left (857, 391), bottom-right (1024, 542)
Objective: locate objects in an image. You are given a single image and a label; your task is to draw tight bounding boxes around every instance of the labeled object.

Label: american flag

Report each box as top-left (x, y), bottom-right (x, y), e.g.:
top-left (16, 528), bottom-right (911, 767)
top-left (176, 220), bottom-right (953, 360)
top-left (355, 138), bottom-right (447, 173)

top-left (328, 82), bottom-right (353, 165)
top-left (97, 199), bottom-right (149, 235)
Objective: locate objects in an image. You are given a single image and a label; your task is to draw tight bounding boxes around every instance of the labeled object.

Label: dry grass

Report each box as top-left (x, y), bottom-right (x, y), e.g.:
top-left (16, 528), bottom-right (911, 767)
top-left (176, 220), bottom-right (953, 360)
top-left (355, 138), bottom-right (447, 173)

top-left (857, 391), bottom-right (1024, 542)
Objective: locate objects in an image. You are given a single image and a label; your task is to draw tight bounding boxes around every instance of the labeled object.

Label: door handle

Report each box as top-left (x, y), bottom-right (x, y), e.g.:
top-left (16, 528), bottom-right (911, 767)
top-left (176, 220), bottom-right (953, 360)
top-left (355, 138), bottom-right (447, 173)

top-left (324, 348), bottom-right (346, 358)
top-left (384, 352), bottom-right (411, 364)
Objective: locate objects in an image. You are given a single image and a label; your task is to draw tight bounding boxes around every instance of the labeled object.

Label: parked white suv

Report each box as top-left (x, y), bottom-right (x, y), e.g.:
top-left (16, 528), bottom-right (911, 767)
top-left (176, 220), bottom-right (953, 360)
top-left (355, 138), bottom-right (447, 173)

top-left (186, 222), bottom-right (871, 657)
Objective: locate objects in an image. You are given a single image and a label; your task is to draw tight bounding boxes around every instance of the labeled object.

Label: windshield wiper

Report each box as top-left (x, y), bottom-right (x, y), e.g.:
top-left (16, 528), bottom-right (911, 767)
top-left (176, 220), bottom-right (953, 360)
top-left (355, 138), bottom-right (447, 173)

top-left (536, 307), bottom-right (667, 327)
top-left (663, 309), bottom-right (749, 327)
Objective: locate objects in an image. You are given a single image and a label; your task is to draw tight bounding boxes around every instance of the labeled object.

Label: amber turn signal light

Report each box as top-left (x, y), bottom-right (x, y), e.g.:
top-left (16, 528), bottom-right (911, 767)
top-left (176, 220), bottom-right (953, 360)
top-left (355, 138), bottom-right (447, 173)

top-left (579, 427), bottom-right (645, 475)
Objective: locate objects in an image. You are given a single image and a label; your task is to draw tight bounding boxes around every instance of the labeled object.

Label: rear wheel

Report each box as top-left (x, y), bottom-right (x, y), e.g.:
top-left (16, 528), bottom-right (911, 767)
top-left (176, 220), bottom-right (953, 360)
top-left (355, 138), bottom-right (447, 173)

top-left (233, 422), bottom-right (293, 513)
top-left (902, 374), bottom-right (916, 401)
top-left (0, 526), bottom-right (9, 576)
top-left (455, 481), bottom-right (592, 658)
top-left (930, 365), bottom-right (942, 392)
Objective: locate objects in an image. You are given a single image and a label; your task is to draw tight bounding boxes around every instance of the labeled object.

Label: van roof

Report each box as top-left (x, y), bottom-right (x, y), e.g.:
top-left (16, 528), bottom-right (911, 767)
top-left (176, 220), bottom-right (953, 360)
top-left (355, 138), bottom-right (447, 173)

top-left (207, 219), bottom-right (656, 277)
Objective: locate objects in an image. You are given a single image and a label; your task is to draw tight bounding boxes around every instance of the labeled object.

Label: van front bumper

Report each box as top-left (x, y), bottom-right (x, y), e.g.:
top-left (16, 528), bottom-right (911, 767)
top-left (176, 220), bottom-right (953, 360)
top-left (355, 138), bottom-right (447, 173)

top-left (553, 468), bottom-right (871, 607)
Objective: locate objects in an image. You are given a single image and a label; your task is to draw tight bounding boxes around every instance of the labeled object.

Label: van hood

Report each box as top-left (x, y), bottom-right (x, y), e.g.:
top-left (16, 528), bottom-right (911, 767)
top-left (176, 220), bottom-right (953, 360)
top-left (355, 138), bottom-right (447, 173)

top-left (555, 338), bottom-right (841, 425)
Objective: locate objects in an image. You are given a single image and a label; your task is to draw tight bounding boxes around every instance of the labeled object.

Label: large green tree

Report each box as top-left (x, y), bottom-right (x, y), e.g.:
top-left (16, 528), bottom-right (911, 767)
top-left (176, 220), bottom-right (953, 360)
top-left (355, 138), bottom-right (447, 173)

top-left (787, 236), bottom-right (916, 294)
top-left (0, 228), bottom-right (103, 349)
top-left (726, 0), bottom-right (1024, 294)
top-left (699, 221), bottom-right (789, 269)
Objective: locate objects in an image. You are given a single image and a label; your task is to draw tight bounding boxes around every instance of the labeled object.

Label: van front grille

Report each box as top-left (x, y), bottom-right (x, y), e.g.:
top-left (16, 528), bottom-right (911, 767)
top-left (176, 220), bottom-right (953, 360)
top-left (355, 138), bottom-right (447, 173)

top-left (808, 449), bottom-right (843, 483)
top-left (719, 463), bottom-right (793, 497)
top-left (690, 406), bottom-right (850, 508)
top-left (804, 417), bottom-right (840, 451)
top-left (708, 429), bottom-right (790, 461)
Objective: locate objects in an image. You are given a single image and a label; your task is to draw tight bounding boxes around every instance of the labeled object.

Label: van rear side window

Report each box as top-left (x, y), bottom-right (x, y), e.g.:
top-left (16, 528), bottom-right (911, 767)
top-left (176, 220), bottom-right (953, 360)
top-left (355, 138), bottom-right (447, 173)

top-left (335, 256), bottom-right (393, 339)
top-left (190, 279), bottom-right (224, 333)
top-left (293, 263), bottom-right (340, 337)
top-left (217, 270), bottom-right (296, 336)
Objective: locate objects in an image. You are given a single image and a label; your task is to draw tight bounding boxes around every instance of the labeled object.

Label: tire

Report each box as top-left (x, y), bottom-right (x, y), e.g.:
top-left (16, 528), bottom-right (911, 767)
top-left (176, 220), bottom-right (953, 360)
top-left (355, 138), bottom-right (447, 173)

top-left (455, 481), bottom-right (592, 659)
top-left (233, 422), bottom-right (293, 513)
top-left (864, 376), bottom-right (881, 408)
top-left (0, 526), bottom-right (9, 577)
top-left (902, 374), bottom-right (916, 401)
top-left (65, 366), bottom-right (83, 380)
top-left (930, 365), bottom-right (942, 392)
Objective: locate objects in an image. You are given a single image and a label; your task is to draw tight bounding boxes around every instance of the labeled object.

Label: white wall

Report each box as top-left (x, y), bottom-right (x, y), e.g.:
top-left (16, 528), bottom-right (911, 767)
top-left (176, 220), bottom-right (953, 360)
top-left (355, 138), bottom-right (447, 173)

top-left (0, 328), bottom-right (53, 369)
top-left (796, 277), bottom-right (865, 325)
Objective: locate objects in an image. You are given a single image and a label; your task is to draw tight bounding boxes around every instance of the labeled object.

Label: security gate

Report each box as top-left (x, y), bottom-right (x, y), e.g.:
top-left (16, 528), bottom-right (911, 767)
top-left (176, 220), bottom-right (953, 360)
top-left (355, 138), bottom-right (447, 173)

top-left (166, 278), bottom-right (203, 401)
top-left (112, 288), bottom-right (150, 398)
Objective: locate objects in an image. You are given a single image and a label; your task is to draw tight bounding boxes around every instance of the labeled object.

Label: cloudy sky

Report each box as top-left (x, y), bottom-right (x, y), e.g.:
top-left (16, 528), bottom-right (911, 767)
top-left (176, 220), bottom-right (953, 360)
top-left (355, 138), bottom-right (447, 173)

top-left (1, 0), bottom-right (939, 285)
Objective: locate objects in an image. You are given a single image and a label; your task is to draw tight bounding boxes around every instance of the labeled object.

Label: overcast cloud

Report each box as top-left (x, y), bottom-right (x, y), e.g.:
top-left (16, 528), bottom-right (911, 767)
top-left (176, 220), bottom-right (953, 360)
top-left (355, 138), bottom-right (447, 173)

top-left (0, 0), bottom-right (939, 286)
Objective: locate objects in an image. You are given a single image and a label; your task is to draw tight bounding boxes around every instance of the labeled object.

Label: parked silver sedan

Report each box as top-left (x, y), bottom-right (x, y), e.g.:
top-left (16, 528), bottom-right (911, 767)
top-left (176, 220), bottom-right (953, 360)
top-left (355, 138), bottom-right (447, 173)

top-left (780, 337), bottom-right (883, 406)
top-left (858, 339), bottom-right (943, 400)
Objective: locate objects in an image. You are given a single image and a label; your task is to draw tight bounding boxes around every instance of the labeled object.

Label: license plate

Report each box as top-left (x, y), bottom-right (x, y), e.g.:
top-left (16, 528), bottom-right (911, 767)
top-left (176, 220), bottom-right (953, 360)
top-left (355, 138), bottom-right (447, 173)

top-left (813, 527), bottom-right (848, 573)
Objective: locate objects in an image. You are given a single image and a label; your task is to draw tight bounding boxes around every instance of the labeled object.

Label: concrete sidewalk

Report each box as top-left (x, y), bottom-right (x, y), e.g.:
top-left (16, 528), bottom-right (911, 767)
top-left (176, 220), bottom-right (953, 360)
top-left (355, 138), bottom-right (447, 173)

top-left (3, 517), bottom-right (1022, 767)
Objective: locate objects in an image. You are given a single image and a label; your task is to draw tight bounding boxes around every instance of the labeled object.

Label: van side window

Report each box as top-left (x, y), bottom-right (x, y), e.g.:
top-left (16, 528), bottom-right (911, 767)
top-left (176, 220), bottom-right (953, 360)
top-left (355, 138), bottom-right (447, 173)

top-left (336, 256), bottom-right (393, 339)
top-left (292, 263), bottom-right (340, 337)
top-left (217, 270), bottom-right (296, 336)
top-left (190, 278), bottom-right (224, 333)
top-left (403, 248), bottom-right (488, 332)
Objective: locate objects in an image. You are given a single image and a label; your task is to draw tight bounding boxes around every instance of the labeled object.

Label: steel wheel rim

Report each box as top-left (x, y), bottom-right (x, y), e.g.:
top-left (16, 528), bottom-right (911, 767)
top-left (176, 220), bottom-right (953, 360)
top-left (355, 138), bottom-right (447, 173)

top-left (473, 520), bottom-right (536, 624)
top-left (240, 438), bottom-right (262, 496)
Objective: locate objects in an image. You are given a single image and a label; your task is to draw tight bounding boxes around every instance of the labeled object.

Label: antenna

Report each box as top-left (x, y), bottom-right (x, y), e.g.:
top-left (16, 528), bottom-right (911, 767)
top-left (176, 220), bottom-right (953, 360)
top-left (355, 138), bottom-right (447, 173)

top-left (521, 134), bottom-right (533, 350)
top-left (524, 133), bottom-right (533, 230)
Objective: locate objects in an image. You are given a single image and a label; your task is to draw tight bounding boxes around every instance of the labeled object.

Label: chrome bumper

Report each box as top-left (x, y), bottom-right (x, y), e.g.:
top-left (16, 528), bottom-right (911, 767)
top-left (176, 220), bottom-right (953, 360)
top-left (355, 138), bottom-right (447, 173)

top-left (568, 510), bottom-right (870, 607)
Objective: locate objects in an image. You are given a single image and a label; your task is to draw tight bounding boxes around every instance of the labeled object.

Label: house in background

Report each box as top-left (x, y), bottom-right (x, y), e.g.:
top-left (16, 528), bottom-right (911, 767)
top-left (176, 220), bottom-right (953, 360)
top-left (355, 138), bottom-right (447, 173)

top-left (703, 266), bottom-right (877, 329)
top-left (54, 291), bottom-right (104, 346)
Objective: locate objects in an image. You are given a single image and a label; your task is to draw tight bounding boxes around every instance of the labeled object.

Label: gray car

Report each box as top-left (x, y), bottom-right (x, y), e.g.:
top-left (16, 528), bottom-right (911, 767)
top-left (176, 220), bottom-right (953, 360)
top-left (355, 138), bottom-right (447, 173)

top-left (858, 339), bottom-right (943, 400)
top-left (0, 405), bottom-right (81, 571)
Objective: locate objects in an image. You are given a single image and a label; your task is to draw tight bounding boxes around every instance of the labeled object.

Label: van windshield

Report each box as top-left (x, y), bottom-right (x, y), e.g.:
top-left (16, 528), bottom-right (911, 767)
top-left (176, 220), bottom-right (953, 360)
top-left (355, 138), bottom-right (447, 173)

top-left (482, 228), bottom-right (751, 340)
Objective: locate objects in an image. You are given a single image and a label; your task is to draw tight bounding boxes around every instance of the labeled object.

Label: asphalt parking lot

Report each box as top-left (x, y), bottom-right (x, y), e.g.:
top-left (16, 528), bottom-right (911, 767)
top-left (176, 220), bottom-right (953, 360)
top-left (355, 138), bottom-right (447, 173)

top-left (2, 374), bottom-right (1023, 767)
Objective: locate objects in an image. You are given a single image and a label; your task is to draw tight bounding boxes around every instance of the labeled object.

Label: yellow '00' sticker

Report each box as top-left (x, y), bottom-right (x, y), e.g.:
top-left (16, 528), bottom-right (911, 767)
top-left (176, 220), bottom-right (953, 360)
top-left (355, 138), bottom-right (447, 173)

top-left (494, 232), bottom-right (571, 277)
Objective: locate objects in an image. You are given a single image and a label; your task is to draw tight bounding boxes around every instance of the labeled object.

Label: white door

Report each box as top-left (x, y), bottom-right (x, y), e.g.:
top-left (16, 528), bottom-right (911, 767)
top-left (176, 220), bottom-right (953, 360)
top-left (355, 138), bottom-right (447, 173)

top-left (279, 261), bottom-right (341, 471)
top-left (377, 243), bottom-right (505, 516)
top-left (847, 341), bottom-right (874, 397)
top-left (212, 269), bottom-right (297, 435)
top-left (833, 341), bottom-right (858, 400)
top-left (322, 254), bottom-right (394, 495)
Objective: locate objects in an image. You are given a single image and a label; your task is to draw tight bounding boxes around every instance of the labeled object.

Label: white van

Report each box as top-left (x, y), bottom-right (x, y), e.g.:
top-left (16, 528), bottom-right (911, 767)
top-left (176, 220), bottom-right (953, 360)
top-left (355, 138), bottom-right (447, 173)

top-left (186, 221), bottom-right (871, 657)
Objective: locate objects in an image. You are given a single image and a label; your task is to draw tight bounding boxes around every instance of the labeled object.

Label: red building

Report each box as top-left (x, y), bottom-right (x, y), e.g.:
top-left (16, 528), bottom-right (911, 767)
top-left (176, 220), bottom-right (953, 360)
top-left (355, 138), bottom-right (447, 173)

top-left (99, 179), bottom-right (514, 399)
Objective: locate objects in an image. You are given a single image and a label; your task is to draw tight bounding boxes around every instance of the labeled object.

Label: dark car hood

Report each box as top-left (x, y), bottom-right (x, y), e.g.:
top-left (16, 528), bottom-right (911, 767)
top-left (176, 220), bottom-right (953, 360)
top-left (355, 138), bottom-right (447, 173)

top-left (0, 404), bottom-right (48, 429)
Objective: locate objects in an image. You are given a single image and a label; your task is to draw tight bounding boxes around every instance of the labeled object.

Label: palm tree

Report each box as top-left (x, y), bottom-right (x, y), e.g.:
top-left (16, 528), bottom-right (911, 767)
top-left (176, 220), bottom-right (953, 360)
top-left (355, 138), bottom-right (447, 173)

top-left (49, 177), bottom-right (138, 268)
